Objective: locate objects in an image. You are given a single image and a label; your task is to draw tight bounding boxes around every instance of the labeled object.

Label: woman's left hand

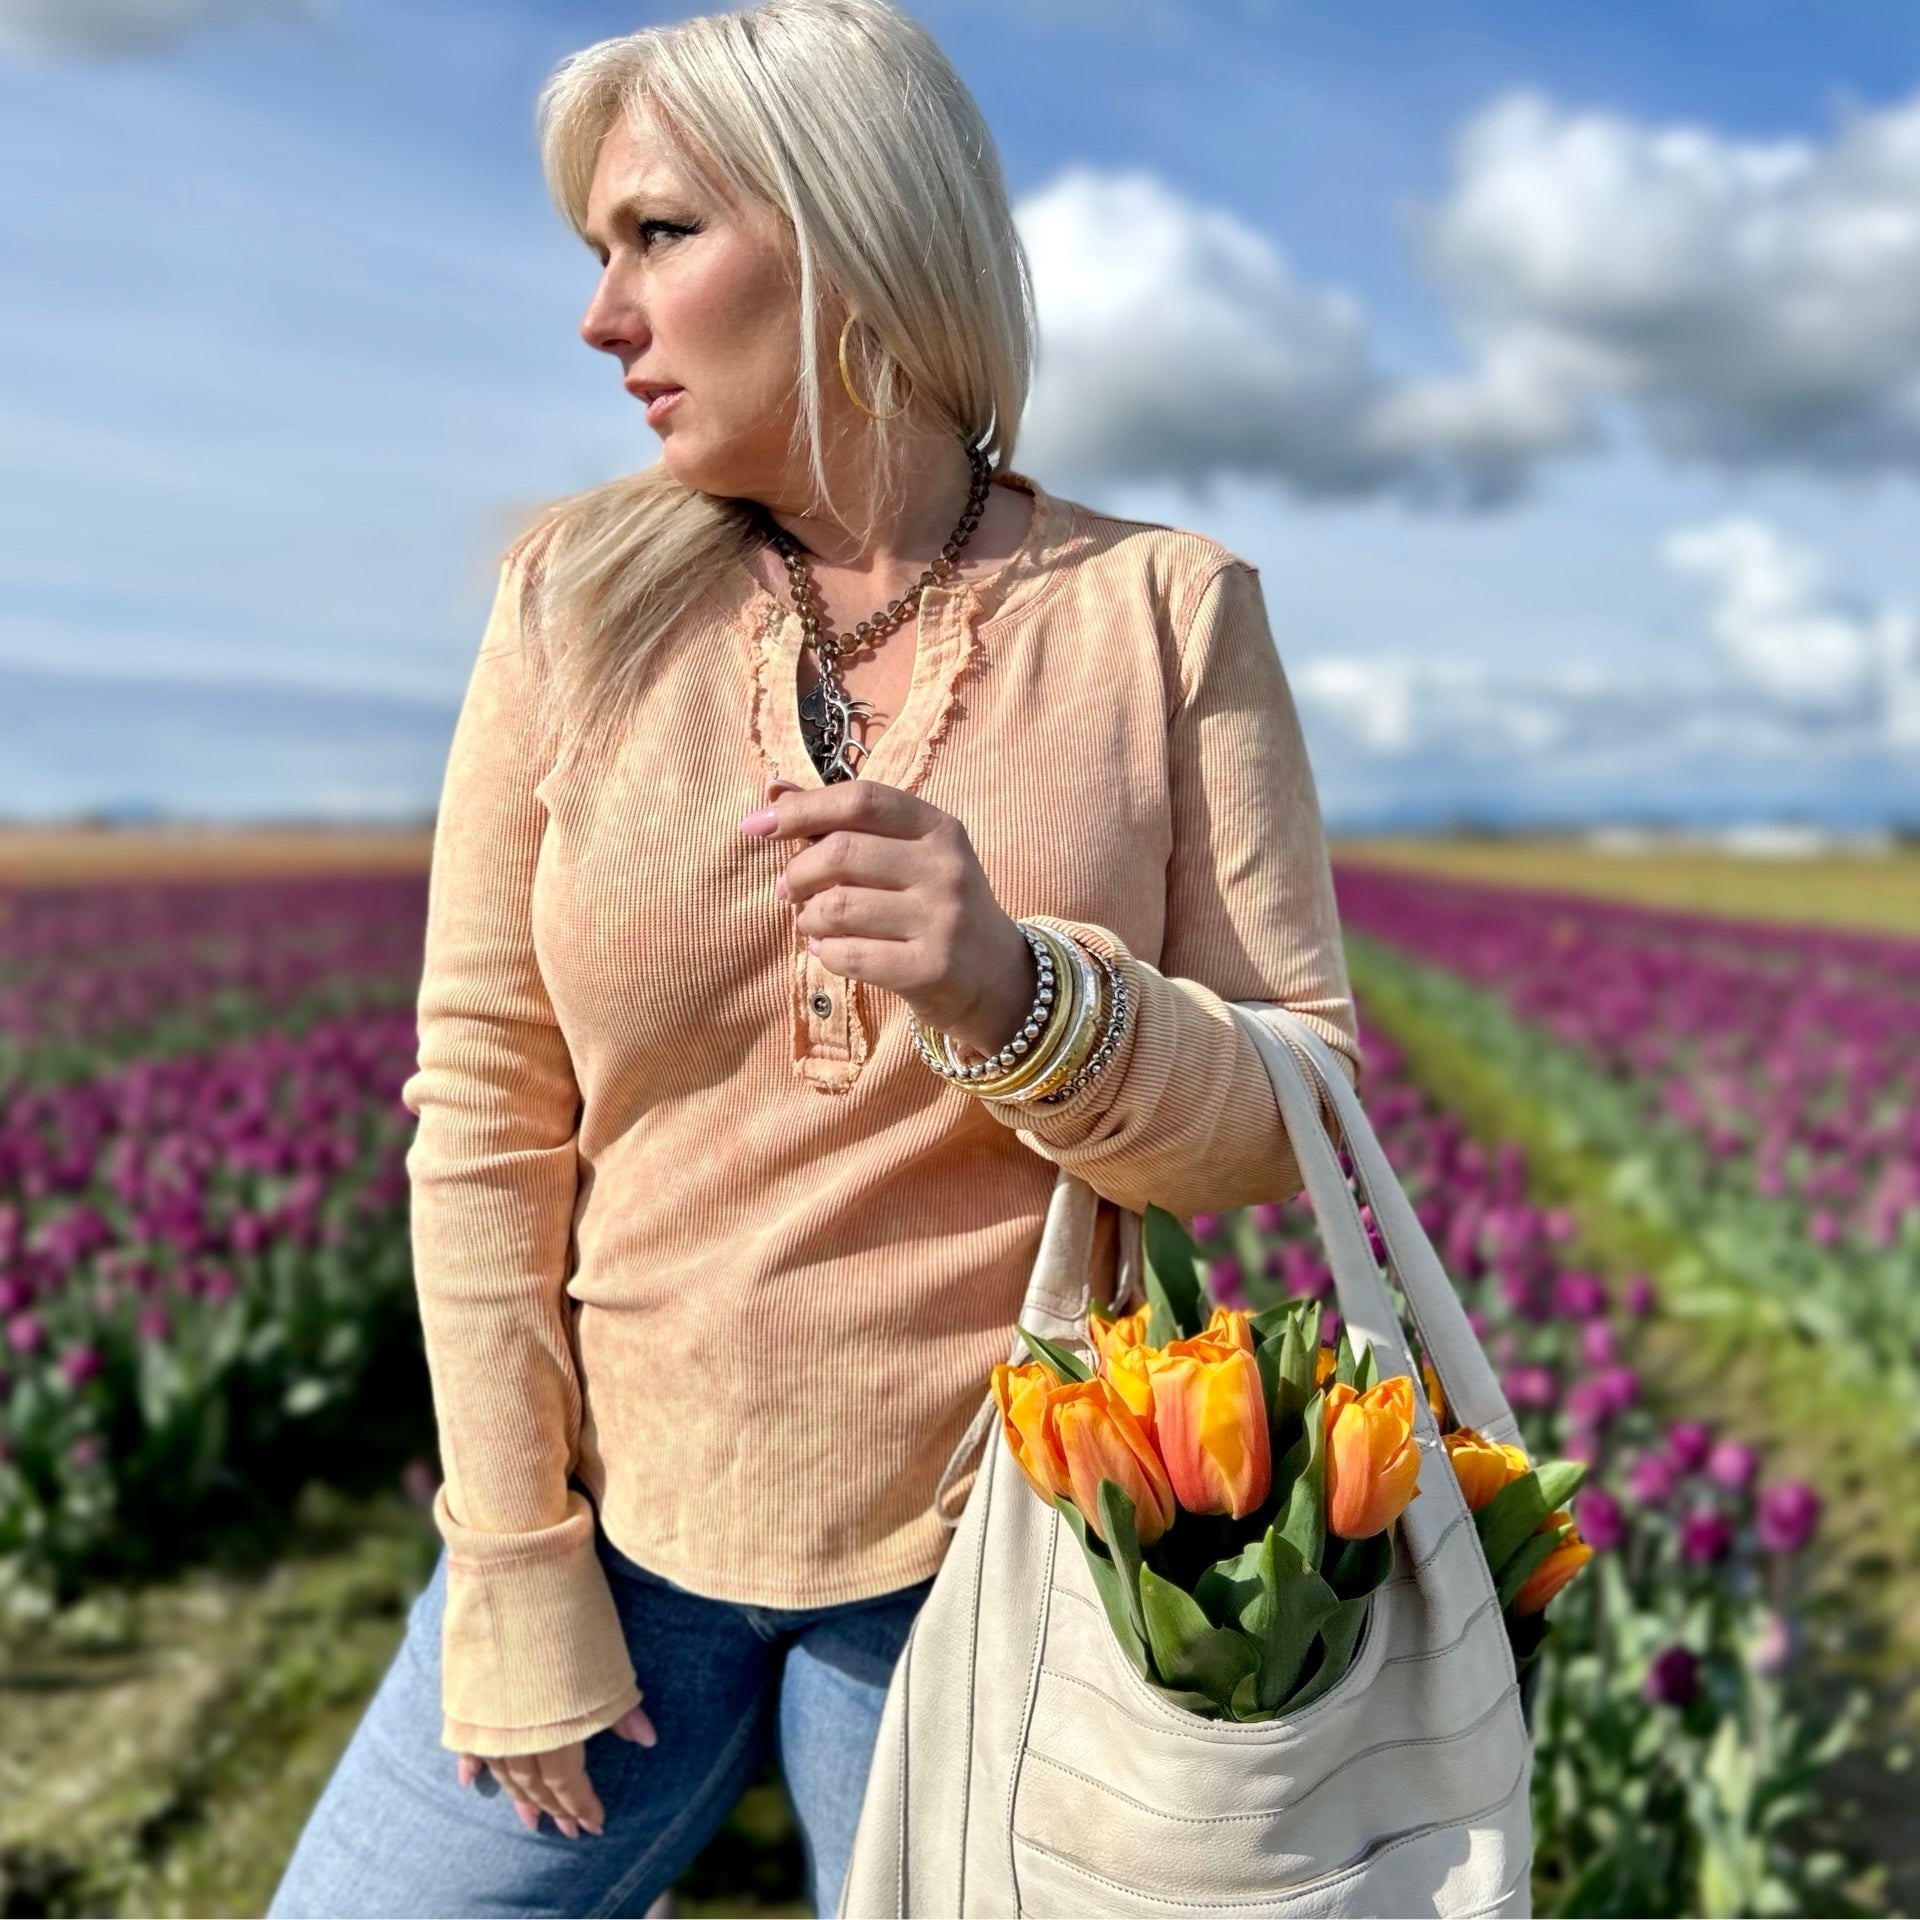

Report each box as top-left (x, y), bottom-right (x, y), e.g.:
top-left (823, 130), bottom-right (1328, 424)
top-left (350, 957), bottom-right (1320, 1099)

top-left (739, 773), bottom-right (1038, 1060)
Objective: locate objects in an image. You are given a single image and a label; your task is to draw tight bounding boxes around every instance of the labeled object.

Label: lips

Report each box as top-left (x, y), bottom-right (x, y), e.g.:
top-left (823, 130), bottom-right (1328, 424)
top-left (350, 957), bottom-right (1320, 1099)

top-left (626, 380), bottom-right (683, 426)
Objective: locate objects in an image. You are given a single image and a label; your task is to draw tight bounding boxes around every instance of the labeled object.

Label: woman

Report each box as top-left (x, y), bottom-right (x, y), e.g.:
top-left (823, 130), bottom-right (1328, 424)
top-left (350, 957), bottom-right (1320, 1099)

top-left (268, 1), bottom-right (1361, 1914)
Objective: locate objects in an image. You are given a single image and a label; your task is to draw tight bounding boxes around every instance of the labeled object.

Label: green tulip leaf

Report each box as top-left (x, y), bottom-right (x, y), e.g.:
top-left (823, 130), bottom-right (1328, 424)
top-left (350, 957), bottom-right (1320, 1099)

top-left (1495, 1528), bottom-right (1566, 1611)
top-left (1248, 1302), bottom-right (1301, 1342)
top-left (1533, 1459), bottom-right (1587, 1513)
top-left (1229, 1670), bottom-right (1270, 1720)
top-left (1352, 1339), bottom-right (1380, 1394)
top-left (1017, 1326), bottom-right (1092, 1384)
top-left (1139, 1565), bottom-right (1260, 1705)
top-left (1253, 1528), bottom-right (1342, 1710)
top-left (1325, 1528), bottom-right (1396, 1601)
top-left (1053, 1498), bottom-right (1151, 1680)
top-left (1194, 1538), bottom-right (1267, 1633)
top-left (1334, 1326), bottom-right (1359, 1388)
top-left (1281, 1388), bottom-right (1327, 1574)
top-left (1096, 1478), bottom-right (1150, 1649)
top-left (1475, 1471), bottom-right (1551, 1578)
top-left (1476, 1463), bottom-right (1583, 1581)
top-left (1143, 1204), bottom-right (1206, 1342)
top-left (1283, 1592), bottom-right (1372, 1712)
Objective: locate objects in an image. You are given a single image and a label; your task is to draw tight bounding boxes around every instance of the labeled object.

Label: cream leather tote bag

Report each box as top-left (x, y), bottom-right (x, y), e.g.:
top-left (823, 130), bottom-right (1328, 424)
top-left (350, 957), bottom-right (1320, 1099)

top-left (838, 1003), bottom-right (1535, 1919)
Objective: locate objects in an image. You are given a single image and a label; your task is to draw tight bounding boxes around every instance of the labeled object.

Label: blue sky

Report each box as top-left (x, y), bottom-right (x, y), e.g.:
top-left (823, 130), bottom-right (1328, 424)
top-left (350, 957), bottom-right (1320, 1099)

top-left (3, 0), bottom-right (1918, 826)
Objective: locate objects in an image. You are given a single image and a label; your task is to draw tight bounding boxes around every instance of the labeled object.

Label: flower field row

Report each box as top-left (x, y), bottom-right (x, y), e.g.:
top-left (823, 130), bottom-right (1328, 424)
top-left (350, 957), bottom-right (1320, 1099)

top-left (1333, 866), bottom-right (1920, 1425)
top-left (0, 873), bottom-right (427, 1085)
top-left (1, 872), bottom-right (434, 1602)
top-left (1191, 1024), bottom-right (1862, 1917)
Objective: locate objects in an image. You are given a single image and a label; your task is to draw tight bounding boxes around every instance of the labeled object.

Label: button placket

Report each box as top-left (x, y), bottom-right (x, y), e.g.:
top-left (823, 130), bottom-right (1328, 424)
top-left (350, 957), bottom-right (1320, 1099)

top-left (802, 946), bottom-right (850, 1049)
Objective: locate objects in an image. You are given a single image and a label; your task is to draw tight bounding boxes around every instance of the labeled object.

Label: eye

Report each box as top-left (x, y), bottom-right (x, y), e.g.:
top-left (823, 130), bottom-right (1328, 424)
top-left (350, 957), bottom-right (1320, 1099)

top-left (638, 218), bottom-right (698, 249)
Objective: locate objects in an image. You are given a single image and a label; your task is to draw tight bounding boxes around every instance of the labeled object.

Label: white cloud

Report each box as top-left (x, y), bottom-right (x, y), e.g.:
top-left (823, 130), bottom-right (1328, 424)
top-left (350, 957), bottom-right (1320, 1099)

top-left (1013, 168), bottom-right (1548, 505)
top-left (1292, 517), bottom-right (1920, 827)
top-left (1663, 516), bottom-right (1920, 737)
top-left (0, 0), bottom-right (311, 59)
top-left (1419, 89), bottom-right (1920, 475)
top-left (1018, 88), bottom-right (1920, 500)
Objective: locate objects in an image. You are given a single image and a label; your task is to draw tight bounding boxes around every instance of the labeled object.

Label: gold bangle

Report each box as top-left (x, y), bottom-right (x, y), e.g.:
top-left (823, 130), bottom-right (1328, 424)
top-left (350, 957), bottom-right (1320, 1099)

top-left (977, 932), bottom-right (1107, 1103)
top-left (942, 925), bottom-right (1083, 1096)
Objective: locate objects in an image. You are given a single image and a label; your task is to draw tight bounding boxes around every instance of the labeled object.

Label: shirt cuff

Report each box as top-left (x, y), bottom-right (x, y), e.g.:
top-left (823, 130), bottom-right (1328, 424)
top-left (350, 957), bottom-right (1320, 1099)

top-left (433, 1483), bottom-right (643, 1756)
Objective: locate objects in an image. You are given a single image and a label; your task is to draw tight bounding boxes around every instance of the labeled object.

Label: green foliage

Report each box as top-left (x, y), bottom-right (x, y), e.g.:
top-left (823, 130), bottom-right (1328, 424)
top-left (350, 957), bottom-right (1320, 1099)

top-left (1142, 1204), bottom-right (1206, 1343)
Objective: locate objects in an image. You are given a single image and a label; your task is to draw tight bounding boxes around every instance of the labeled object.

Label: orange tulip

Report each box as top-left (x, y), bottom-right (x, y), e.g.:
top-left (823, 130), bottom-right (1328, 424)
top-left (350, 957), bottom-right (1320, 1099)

top-left (990, 1361), bottom-right (1071, 1506)
top-left (1145, 1334), bottom-right (1272, 1520)
top-left (1315, 1345), bottom-right (1337, 1388)
top-left (1104, 1342), bottom-right (1158, 1436)
top-left (1088, 1303), bottom-right (1151, 1369)
top-left (1324, 1377), bottom-right (1423, 1539)
top-left (1049, 1375), bottom-right (1178, 1546)
top-left (1098, 1310), bottom-right (1253, 1445)
top-left (1443, 1427), bottom-right (1532, 1513)
top-left (1422, 1360), bottom-right (1448, 1429)
top-left (1512, 1513), bottom-right (1593, 1615)
top-left (1202, 1304), bottom-right (1257, 1353)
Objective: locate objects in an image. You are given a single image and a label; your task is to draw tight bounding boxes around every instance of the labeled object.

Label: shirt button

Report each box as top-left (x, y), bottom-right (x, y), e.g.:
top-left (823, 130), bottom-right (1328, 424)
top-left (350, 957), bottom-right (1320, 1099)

top-left (809, 991), bottom-right (834, 1019)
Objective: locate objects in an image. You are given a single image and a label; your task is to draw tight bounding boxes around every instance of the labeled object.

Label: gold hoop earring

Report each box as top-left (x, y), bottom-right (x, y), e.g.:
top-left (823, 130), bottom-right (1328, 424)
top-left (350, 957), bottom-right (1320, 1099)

top-left (837, 313), bottom-right (909, 421)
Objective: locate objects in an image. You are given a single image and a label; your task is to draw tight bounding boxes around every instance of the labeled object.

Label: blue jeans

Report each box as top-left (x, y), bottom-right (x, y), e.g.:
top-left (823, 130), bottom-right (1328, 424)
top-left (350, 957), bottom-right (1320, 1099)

top-left (267, 1497), bottom-right (934, 1918)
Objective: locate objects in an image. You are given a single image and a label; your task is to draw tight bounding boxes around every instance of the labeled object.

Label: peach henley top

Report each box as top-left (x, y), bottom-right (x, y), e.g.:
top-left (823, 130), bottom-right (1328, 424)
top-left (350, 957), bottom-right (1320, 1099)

top-left (400, 472), bottom-right (1363, 1755)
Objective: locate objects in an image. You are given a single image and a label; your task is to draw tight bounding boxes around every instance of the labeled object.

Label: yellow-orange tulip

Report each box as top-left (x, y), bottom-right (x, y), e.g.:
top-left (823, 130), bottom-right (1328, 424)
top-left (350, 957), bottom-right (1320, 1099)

top-left (1049, 1375), bottom-right (1178, 1546)
top-left (1145, 1335), bottom-right (1272, 1520)
top-left (1324, 1377), bottom-right (1423, 1539)
top-left (1202, 1304), bottom-right (1257, 1353)
top-left (1315, 1345), bottom-right (1337, 1388)
top-left (990, 1361), bottom-right (1071, 1506)
top-left (1088, 1302), bottom-right (1151, 1368)
top-left (1512, 1513), bottom-right (1593, 1615)
top-left (1443, 1427), bottom-right (1532, 1513)
top-left (1104, 1342), bottom-right (1158, 1436)
top-left (1101, 1313), bottom-right (1253, 1447)
top-left (1422, 1360), bottom-right (1448, 1429)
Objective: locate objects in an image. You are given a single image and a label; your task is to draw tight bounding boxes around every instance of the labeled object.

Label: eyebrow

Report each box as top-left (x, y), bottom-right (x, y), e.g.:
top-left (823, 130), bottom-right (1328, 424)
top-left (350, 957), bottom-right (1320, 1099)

top-left (583, 191), bottom-right (694, 251)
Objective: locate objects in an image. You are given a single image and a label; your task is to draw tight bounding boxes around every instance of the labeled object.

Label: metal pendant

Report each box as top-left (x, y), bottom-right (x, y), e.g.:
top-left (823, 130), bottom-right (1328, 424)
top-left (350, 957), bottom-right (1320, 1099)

top-left (799, 667), bottom-right (875, 784)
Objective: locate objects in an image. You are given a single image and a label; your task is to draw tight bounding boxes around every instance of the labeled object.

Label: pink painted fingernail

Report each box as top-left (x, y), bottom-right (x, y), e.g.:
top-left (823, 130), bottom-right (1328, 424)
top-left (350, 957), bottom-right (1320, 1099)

top-left (739, 807), bottom-right (778, 834)
top-left (774, 873), bottom-right (789, 901)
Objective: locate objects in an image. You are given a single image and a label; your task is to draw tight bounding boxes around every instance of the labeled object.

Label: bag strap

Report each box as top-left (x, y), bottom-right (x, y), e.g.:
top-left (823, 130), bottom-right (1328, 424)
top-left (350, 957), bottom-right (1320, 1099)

top-left (1229, 1003), bottom-right (1521, 1447)
top-left (933, 1166), bottom-right (1103, 1526)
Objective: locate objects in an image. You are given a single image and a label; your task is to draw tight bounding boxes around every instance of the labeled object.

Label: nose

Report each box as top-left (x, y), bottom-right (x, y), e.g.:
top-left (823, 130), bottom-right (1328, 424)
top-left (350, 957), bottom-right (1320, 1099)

top-left (580, 270), bottom-right (648, 359)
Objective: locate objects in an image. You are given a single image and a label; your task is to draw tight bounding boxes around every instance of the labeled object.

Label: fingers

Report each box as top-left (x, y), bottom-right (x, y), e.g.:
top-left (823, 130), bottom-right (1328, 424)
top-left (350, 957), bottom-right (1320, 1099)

top-left (484, 1742), bottom-right (605, 1841)
top-left (741, 774), bottom-right (931, 845)
top-left (543, 1752), bottom-right (607, 1836)
top-left (793, 885), bottom-right (924, 951)
top-left (777, 829), bottom-right (920, 911)
top-left (613, 1702), bottom-right (659, 1746)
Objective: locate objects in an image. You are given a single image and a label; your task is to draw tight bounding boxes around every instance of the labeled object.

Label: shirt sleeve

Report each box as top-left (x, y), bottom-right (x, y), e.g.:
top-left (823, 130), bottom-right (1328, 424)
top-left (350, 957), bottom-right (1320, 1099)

top-left (401, 544), bottom-right (642, 1757)
top-left (977, 557), bottom-right (1362, 1218)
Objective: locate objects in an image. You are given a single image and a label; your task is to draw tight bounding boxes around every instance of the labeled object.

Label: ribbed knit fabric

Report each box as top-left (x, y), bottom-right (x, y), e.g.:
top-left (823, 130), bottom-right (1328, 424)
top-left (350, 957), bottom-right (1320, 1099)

top-left (400, 472), bottom-right (1362, 1756)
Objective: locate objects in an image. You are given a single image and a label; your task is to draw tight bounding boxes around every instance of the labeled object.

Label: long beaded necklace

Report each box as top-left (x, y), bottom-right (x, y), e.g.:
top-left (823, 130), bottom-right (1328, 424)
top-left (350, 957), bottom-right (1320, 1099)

top-left (765, 442), bottom-right (994, 783)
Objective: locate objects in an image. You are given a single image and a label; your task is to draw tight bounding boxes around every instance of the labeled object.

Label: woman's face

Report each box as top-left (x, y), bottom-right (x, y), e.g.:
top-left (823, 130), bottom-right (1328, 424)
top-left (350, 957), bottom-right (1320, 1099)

top-left (579, 111), bottom-right (809, 504)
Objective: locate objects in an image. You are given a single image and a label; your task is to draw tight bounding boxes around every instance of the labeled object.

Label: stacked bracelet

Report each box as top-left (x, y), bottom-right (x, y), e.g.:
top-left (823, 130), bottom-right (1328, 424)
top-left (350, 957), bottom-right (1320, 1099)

top-left (909, 920), bottom-right (1132, 1108)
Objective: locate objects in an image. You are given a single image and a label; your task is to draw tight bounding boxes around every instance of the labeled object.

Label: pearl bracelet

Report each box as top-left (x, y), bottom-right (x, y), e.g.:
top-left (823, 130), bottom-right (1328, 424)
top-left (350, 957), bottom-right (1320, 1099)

top-left (909, 922), bottom-right (1061, 1086)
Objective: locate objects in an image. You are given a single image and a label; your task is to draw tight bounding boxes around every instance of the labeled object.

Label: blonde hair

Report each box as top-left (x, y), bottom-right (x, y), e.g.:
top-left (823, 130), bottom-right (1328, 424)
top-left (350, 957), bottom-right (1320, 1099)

top-left (513, 0), bottom-right (1035, 772)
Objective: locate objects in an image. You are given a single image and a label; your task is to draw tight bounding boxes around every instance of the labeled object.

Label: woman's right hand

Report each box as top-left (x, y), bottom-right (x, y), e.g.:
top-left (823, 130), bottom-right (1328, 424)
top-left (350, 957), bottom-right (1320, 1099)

top-left (455, 1701), bottom-right (658, 1837)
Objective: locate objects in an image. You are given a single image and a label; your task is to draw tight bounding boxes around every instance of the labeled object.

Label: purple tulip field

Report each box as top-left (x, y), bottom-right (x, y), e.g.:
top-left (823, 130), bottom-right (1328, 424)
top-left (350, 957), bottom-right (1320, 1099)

top-left (1331, 866), bottom-right (1920, 1412)
top-left (0, 873), bottom-right (433, 1599)
top-left (0, 854), bottom-right (1902, 1915)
